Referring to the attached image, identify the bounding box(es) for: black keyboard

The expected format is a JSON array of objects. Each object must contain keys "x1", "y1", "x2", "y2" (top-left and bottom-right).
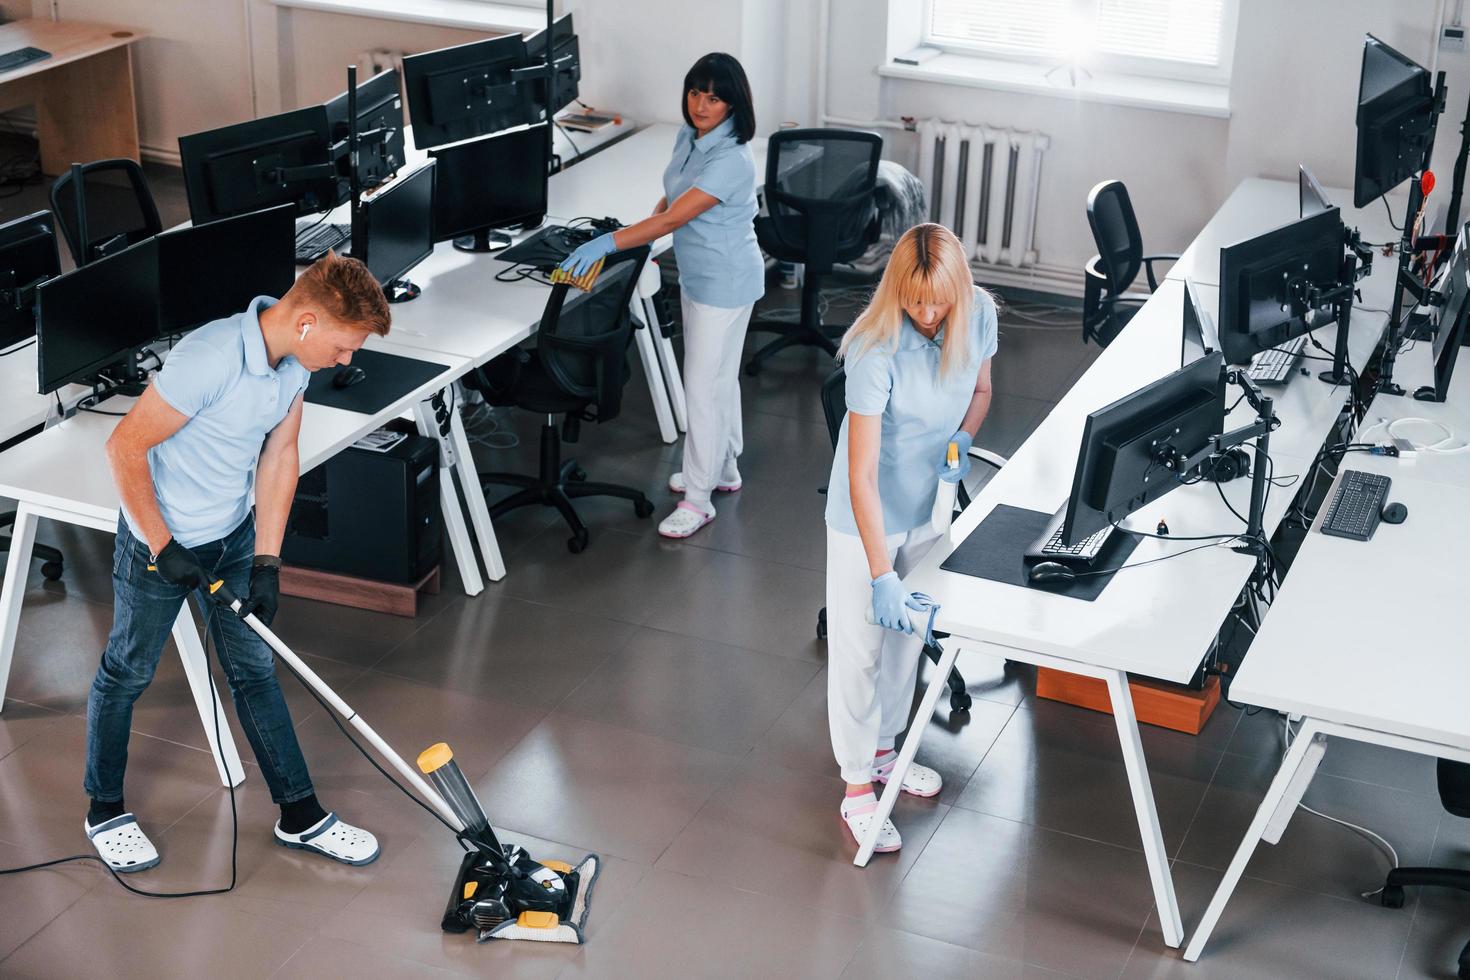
[
  {"x1": 1319, "y1": 469, "x2": 1391, "y2": 541},
  {"x1": 0, "y1": 47, "x2": 49, "y2": 74},
  {"x1": 295, "y1": 222, "x2": 349, "y2": 264}
]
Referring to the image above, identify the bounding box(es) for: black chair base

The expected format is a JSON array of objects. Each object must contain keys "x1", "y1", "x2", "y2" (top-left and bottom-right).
[
  {"x1": 744, "y1": 319, "x2": 846, "y2": 376},
  {"x1": 1381, "y1": 867, "x2": 1470, "y2": 978},
  {"x1": 480, "y1": 422, "x2": 653, "y2": 554},
  {"x1": 815, "y1": 606, "x2": 972, "y2": 713},
  {"x1": 0, "y1": 511, "x2": 63, "y2": 581}
]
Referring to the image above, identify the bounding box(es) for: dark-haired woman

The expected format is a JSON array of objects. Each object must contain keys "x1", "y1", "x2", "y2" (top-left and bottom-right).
[{"x1": 560, "y1": 52, "x2": 764, "y2": 538}]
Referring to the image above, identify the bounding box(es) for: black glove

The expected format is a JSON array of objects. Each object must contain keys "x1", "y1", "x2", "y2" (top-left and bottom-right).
[
  {"x1": 239, "y1": 559, "x2": 281, "y2": 627},
  {"x1": 150, "y1": 539, "x2": 205, "y2": 590}
]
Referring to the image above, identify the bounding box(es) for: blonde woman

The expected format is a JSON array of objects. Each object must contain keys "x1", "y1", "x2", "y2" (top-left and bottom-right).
[{"x1": 824, "y1": 223, "x2": 997, "y2": 853}]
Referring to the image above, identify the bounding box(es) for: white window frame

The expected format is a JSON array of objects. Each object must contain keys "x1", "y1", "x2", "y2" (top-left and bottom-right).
[{"x1": 922, "y1": 0, "x2": 1240, "y2": 87}]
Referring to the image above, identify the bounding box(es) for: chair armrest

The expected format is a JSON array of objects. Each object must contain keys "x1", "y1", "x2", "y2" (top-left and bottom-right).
[
  {"x1": 968, "y1": 447, "x2": 1007, "y2": 470},
  {"x1": 1140, "y1": 253, "x2": 1180, "y2": 291}
]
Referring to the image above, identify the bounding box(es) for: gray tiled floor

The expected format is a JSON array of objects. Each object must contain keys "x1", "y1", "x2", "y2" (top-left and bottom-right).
[{"x1": 0, "y1": 153, "x2": 1462, "y2": 978}]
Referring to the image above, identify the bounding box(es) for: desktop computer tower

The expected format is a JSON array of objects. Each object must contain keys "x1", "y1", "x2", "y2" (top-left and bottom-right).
[{"x1": 282, "y1": 423, "x2": 441, "y2": 583}]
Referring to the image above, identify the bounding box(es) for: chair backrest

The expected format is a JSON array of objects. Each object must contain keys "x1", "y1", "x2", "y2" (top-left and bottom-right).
[
  {"x1": 536, "y1": 245, "x2": 651, "y2": 422},
  {"x1": 49, "y1": 158, "x2": 163, "y2": 267},
  {"x1": 1442, "y1": 759, "x2": 1470, "y2": 819},
  {"x1": 763, "y1": 128, "x2": 883, "y2": 273},
  {"x1": 1086, "y1": 179, "x2": 1143, "y2": 297},
  {"x1": 819, "y1": 365, "x2": 846, "y2": 449}
]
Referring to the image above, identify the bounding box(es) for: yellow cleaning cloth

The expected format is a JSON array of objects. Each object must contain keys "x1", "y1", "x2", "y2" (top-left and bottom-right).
[{"x1": 550, "y1": 257, "x2": 604, "y2": 292}]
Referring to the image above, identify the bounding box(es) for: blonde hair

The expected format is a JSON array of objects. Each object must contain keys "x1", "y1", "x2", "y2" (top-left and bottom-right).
[{"x1": 838, "y1": 223, "x2": 982, "y2": 378}]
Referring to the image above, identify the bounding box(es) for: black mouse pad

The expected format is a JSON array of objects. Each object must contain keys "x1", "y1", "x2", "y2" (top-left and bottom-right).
[
  {"x1": 939, "y1": 504, "x2": 1143, "y2": 602},
  {"x1": 303, "y1": 348, "x2": 451, "y2": 415}
]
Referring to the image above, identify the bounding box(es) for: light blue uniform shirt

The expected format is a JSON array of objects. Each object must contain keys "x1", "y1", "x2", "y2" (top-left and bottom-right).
[
  {"x1": 825, "y1": 287, "x2": 999, "y2": 536},
  {"x1": 124, "y1": 296, "x2": 310, "y2": 550},
  {"x1": 661, "y1": 118, "x2": 765, "y2": 309}
]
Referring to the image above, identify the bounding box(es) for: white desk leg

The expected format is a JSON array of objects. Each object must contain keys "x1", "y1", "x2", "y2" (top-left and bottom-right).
[
  {"x1": 1184, "y1": 718, "x2": 1325, "y2": 962},
  {"x1": 171, "y1": 610, "x2": 245, "y2": 788},
  {"x1": 853, "y1": 639, "x2": 962, "y2": 867},
  {"x1": 1104, "y1": 669, "x2": 1184, "y2": 949},
  {"x1": 447, "y1": 396, "x2": 505, "y2": 582},
  {"x1": 645, "y1": 295, "x2": 688, "y2": 432},
  {"x1": 414, "y1": 395, "x2": 485, "y2": 596},
  {"x1": 0, "y1": 503, "x2": 37, "y2": 710},
  {"x1": 631, "y1": 300, "x2": 678, "y2": 444}
]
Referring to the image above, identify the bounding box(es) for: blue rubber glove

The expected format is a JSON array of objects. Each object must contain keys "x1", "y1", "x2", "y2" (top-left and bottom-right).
[
  {"x1": 558, "y1": 233, "x2": 617, "y2": 276},
  {"x1": 871, "y1": 572, "x2": 923, "y2": 634},
  {"x1": 937, "y1": 430, "x2": 973, "y2": 484}
]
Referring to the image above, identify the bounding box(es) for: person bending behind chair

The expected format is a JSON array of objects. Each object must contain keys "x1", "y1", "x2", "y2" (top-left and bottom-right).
[
  {"x1": 84, "y1": 252, "x2": 388, "y2": 873},
  {"x1": 559, "y1": 52, "x2": 764, "y2": 539},
  {"x1": 825, "y1": 224, "x2": 997, "y2": 854}
]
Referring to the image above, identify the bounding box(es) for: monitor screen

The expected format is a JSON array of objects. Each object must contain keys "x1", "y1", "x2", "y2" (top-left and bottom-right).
[
  {"x1": 325, "y1": 67, "x2": 406, "y2": 193},
  {"x1": 178, "y1": 106, "x2": 338, "y2": 224},
  {"x1": 359, "y1": 162, "x2": 435, "y2": 287},
  {"x1": 156, "y1": 204, "x2": 297, "y2": 336},
  {"x1": 0, "y1": 210, "x2": 61, "y2": 352},
  {"x1": 429, "y1": 124, "x2": 549, "y2": 243},
  {"x1": 403, "y1": 35, "x2": 530, "y2": 149},
  {"x1": 36, "y1": 238, "x2": 159, "y2": 394},
  {"x1": 1182, "y1": 278, "x2": 1216, "y2": 367},
  {"x1": 1299, "y1": 165, "x2": 1333, "y2": 218},
  {"x1": 1354, "y1": 35, "x2": 1436, "y2": 208}
]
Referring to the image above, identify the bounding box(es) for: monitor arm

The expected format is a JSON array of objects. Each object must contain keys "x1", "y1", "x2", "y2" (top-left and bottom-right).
[
  {"x1": 260, "y1": 161, "x2": 338, "y2": 186},
  {"x1": 0, "y1": 270, "x2": 47, "y2": 311}
]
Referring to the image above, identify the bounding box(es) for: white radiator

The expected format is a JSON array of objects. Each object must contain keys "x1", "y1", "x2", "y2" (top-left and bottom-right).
[{"x1": 915, "y1": 120, "x2": 1050, "y2": 269}]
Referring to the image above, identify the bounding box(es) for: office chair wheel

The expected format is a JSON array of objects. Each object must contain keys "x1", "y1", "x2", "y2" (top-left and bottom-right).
[
  {"x1": 816, "y1": 607, "x2": 827, "y2": 640},
  {"x1": 1379, "y1": 885, "x2": 1405, "y2": 909},
  {"x1": 633, "y1": 499, "x2": 654, "y2": 519},
  {"x1": 949, "y1": 691, "x2": 972, "y2": 712},
  {"x1": 567, "y1": 530, "x2": 590, "y2": 554},
  {"x1": 570, "y1": 465, "x2": 587, "y2": 482},
  {"x1": 40, "y1": 561, "x2": 63, "y2": 581}
]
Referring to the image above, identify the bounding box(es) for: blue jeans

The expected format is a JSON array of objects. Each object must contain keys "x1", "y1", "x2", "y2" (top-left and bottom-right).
[{"x1": 84, "y1": 515, "x2": 315, "y2": 806}]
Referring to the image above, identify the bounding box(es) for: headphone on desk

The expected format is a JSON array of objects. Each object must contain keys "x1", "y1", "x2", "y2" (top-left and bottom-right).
[{"x1": 1201, "y1": 447, "x2": 1251, "y2": 483}]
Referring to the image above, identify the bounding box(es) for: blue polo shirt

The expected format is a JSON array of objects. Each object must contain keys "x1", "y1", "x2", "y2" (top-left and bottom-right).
[
  {"x1": 825, "y1": 287, "x2": 999, "y2": 536},
  {"x1": 123, "y1": 296, "x2": 310, "y2": 549},
  {"x1": 661, "y1": 118, "x2": 764, "y2": 309}
]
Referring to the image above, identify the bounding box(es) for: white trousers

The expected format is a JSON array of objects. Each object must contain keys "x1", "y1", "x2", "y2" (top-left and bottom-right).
[
  {"x1": 826, "y1": 523, "x2": 942, "y2": 784},
  {"x1": 679, "y1": 295, "x2": 753, "y2": 506}
]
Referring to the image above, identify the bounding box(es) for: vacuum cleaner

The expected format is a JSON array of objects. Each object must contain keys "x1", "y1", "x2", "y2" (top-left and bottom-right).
[{"x1": 205, "y1": 578, "x2": 600, "y2": 944}]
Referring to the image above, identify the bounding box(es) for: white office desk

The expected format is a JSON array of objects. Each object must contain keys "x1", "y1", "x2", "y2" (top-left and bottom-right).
[
  {"x1": 0, "y1": 350, "x2": 471, "y2": 792},
  {"x1": 860, "y1": 177, "x2": 1401, "y2": 950},
  {"x1": 1184, "y1": 344, "x2": 1470, "y2": 961},
  {"x1": 0, "y1": 346, "x2": 94, "y2": 446}
]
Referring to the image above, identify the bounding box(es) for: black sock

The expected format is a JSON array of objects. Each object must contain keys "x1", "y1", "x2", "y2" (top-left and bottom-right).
[
  {"x1": 88, "y1": 798, "x2": 125, "y2": 826},
  {"x1": 278, "y1": 794, "x2": 328, "y2": 834}
]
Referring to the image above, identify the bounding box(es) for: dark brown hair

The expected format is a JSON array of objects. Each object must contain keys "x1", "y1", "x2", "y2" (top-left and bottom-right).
[
  {"x1": 682, "y1": 53, "x2": 756, "y2": 143},
  {"x1": 290, "y1": 251, "x2": 391, "y2": 336}
]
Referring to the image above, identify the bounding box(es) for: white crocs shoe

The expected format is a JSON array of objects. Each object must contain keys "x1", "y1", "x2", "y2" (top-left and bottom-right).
[
  {"x1": 274, "y1": 812, "x2": 380, "y2": 866},
  {"x1": 85, "y1": 813, "x2": 160, "y2": 873},
  {"x1": 657, "y1": 500, "x2": 715, "y2": 538},
  {"x1": 872, "y1": 752, "x2": 943, "y2": 798},
  {"x1": 840, "y1": 793, "x2": 901, "y2": 853},
  {"x1": 667, "y1": 471, "x2": 742, "y2": 494}
]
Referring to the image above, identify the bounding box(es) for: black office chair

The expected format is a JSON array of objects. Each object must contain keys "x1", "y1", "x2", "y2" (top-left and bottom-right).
[
  {"x1": 744, "y1": 128, "x2": 883, "y2": 376},
  {"x1": 468, "y1": 246, "x2": 656, "y2": 553},
  {"x1": 49, "y1": 158, "x2": 163, "y2": 267},
  {"x1": 1082, "y1": 179, "x2": 1178, "y2": 348},
  {"x1": 1379, "y1": 758, "x2": 1470, "y2": 979},
  {"x1": 814, "y1": 366, "x2": 1008, "y2": 713}
]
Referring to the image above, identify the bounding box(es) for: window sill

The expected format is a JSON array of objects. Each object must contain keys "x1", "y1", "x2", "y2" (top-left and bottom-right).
[
  {"x1": 272, "y1": 0, "x2": 546, "y2": 34},
  {"x1": 879, "y1": 53, "x2": 1230, "y2": 119}
]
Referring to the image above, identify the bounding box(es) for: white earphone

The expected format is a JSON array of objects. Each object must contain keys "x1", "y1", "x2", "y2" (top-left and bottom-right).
[{"x1": 299, "y1": 322, "x2": 312, "y2": 340}]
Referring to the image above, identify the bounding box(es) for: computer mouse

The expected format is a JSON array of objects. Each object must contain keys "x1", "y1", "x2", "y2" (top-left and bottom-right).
[
  {"x1": 1027, "y1": 561, "x2": 1077, "y2": 585},
  {"x1": 332, "y1": 365, "x2": 367, "y2": 389},
  {"x1": 1380, "y1": 502, "x2": 1408, "y2": 525}
]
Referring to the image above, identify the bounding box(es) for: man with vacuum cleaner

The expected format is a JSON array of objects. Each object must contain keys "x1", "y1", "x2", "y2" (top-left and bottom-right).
[{"x1": 84, "y1": 251, "x2": 389, "y2": 873}]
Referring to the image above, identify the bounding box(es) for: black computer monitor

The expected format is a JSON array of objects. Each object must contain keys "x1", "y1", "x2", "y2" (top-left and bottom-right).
[
  {"x1": 403, "y1": 35, "x2": 530, "y2": 150},
  {"x1": 36, "y1": 238, "x2": 159, "y2": 395},
  {"x1": 1299, "y1": 164, "x2": 1333, "y2": 218},
  {"x1": 157, "y1": 204, "x2": 297, "y2": 336},
  {"x1": 356, "y1": 162, "x2": 435, "y2": 294},
  {"x1": 325, "y1": 67, "x2": 406, "y2": 193},
  {"x1": 179, "y1": 106, "x2": 339, "y2": 225},
  {"x1": 429, "y1": 124, "x2": 548, "y2": 252},
  {"x1": 1182, "y1": 278, "x2": 1216, "y2": 367},
  {"x1": 0, "y1": 210, "x2": 61, "y2": 353},
  {"x1": 1218, "y1": 207, "x2": 1345, "y2": 366},
  {"x1": 1060, "y1": 353, "x2": 1227, "y2": 545},
  {"x1": 1417, "y1": 221, "x2": 1470, "y2": 402},
  {"x1": 524, "y1": 14, "x2": 580, "y2": 118},
  {"x1": 1354, "y1": 35, "x2": 1437, "y2": 208}
]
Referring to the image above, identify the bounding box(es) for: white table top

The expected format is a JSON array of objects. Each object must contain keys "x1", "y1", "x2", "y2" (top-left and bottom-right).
[{"x1": 905, "y1": 177, "x2": 1399, "y2": 684}]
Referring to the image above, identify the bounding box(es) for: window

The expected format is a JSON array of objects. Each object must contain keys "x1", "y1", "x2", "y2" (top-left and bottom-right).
[{"x1": 926, "y1": 0, "x2": 1235, "y2": 83}]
